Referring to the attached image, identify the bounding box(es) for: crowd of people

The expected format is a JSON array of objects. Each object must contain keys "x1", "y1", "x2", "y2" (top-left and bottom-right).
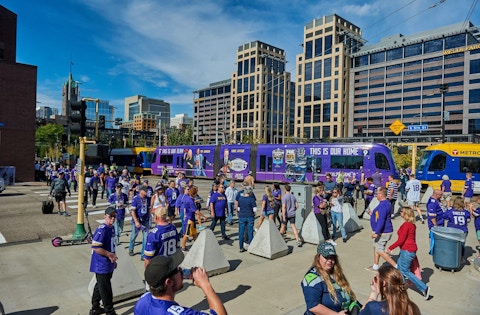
[{"x1": 58, "y1": 162, "x2": 478, "y2": 315}]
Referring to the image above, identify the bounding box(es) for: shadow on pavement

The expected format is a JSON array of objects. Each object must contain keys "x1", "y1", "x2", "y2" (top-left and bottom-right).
[
  {"x1": 190, "y1": 284, "x2": 252, "y2": 311},
  {"x1": 0, "y1": 193, "x2": 25, "y2": 197},
  {"x1": 6, "y1": 306, "x2": 58, "y2": 315}
]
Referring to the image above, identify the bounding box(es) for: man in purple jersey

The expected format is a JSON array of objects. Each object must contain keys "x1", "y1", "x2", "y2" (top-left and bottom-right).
[
  {"x1": 104, "y1": 170, "x2": 117, "y2": 199},
  {"x1": 426, "y1": 190, "x2": 445, "y2": 230},
  {"x1": 89, "y1": 207, "x2": 118, "y2": 315},
  {"x1": 366, "y1": 188, "x2": 396, "y2": 272},
  {"x1": 144, "y1": 206, "x2": 180, "y2": 268},
  {"x1": 134, "y1": 251, "x2": 227, "y2": 315},
  {"x1": 209, "y1": 184, "x2": 230, "y2": 240},
  {"x1": 108, "y1": 183, "x2": 129, "y2": 244},
  {"x1": 359, "y1": 177, "x2": 376, "y2": 219},
  {"x1": 165, "y1": 180, "x2": 180, "y2": 224},
  {"x1": 129, "y1": 187, "x2": 150, "y2": 260}
]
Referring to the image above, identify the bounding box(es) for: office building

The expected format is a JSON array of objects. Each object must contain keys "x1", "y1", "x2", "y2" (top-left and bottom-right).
[
  {"x1": 349, "y1": 21, "x2": 480, "y2": 140},
  {"x1": 230, "y1": 41, "x2": 293, "y2": 144},
  {"x1": 124, "y1": 95, "x2": 170, "y2": 131},
  {"x1": 193, "y1": 79, "x2": 231, "y2": 144},
  {"x1": 295, "y1": 14, "x2": 364, "y2": 140},
  {"x1": 36, "y1": 106, "x2": 58, "y2": 119},
  {"x1": 0, "y1": 5, "x2": 37, "y2": 182},
  {"x1": 170, "y1": 113, "x2": 193, "y2": 129},
  {"x1": 84, "y1": 99, "x2": 115, "y2": 130},
  {"x1": 61, "y1": 72, "x2": 80, "y2": 116}
]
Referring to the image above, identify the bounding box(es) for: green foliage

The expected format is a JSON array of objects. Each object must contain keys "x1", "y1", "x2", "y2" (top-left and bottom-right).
[
  {"x1": 392, "y1": 146, "x2": 421, "y2": 170},
  {"x1": 35, "y1": 124, "x2": 64, "y2": 159},
  {"x1": 167, "y1": 125, "x2": 193, "y2": 145}
]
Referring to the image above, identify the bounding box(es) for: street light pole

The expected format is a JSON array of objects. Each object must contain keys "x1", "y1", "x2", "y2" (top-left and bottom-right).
[{"x1": 439, "y1": 83, "x2": 449, "y2": 143}]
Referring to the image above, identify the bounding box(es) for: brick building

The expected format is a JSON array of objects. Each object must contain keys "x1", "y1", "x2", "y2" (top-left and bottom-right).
[{"x1": 0, "y1": 5, "x2": 37, "y2": 182}]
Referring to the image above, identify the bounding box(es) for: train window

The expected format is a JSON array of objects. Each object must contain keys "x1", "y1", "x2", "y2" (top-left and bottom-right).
[
  {"x1": 331, "y1": 156, "x2": 363, "y2": 169},
  {"x1": 374, "y1": 153, "x2": 390, "y2": 170},
  {"x1": 459, "y1": 157, "x2": 480, "y2": 173},
  {"x1": 428, "y1": 153, "x2": 446, "y2": 171},
  {"x1": 267, "y1": 157, "x2": 273, "y2": 171},
  {"x1": 314, "y1": 158, "x2": 322, "y2": 173},
  {"x1": 259, "y1": 155, "x2": 266, "y2": 171},
  {"x1": 160, "y1": 155, "x2": 173, "y2": 164}
]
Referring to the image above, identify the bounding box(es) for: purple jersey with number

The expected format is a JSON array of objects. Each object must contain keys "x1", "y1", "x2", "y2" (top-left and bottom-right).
[
  {"x1": 90, "y1": 224, "x2": 116, "y2": 274},
  {"x1": 444, "y1": 208, "x2": 470, "y2": 233},
  {"x1": 211, "y1": 192, "x2": 227, "y2": 217},
  {"x1": 108, "y1": 192, "x2": 128, "y2": 220},
  {"x1": 464, "y1": 178, "x2": 474, "y2": 198},
  {"x1": 143, "y1": 223, "x2": 180, "y2": 260},
  {"x1": 365, "y1": 183, "x2": 377, "y2": 202},
  {"x1": 131, "y1": 195, "x2": 149, "y2": 222},
  {"x1": 426, "y1": 197, "x2": 444, "y2": 229},
  {"x1": 134, "y1": 292, "x2": 218, "y2": 315}
]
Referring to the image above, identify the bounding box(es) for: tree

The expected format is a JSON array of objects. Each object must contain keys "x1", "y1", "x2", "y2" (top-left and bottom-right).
[
  {"x1": 167, "y1": 125, "x2": 193, "y2": 145},
  {"x1": 35, "y1": 124, "x2": 64, "y2": 160}
]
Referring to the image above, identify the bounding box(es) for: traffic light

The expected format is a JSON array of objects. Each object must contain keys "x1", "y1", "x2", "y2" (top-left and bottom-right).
[
  {"x1": 99, "y1": 115, "x2": 106, "y2": 129},
  {"x1": 114, "y1": 118, "x2": 123, "y2": 126},
  {"x1": 70, "y1": 100, "x2": 87, "y2": 137}
]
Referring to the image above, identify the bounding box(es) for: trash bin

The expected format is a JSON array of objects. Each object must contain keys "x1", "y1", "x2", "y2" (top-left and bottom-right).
[{"x1": 431, "y1": 226, "x2": 466, "y2": 271}]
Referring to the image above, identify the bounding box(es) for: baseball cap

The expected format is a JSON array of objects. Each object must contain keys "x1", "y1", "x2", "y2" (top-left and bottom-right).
[
  {"x1": 115, "y1": 183, "x2": 123, "y2": 188},
  {"x1": 143, "y1": 179, "x2": 149, "y2": 183},
  {"x1": 155, "y1": 184, "x2": 163, "y2": 191},
  {"x1": 317, "y1": 242, "x2": 336, "y2": 258},
  {"x1": 105, "y1": 206, "x2": 116, "y2": 217},
  {"x1": 145, "y1": 250, "x2": 184, "y2": 287}
]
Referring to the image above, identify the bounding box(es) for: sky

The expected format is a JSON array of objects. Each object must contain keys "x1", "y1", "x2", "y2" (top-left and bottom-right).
[{"x1": 2, "y1": 0, "x2": 479, "y2": 120}]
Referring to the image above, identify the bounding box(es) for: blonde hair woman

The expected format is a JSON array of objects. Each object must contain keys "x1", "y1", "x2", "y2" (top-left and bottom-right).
[
  {"x1": 257, "y1": 186, "x2": 275, "y2": 230},
  {"x1": 386, "y1": 207, "x2": 430, "y2": 299}
]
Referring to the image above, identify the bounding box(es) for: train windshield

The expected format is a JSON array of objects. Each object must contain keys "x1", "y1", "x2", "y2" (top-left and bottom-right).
[
  {"x1": 145, "y1": 152, "x2": 153, "y2": 163},
  {"x1": 417, "y1": 151, "x2": 432, "y2": 171}
]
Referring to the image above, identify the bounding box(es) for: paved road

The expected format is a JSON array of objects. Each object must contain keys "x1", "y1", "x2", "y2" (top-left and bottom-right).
[{"x1": 1, "y1": 179, "x2": 479, "y2": 314}]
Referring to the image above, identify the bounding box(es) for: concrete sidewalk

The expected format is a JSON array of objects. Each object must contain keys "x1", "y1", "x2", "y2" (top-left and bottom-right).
[{"x1": 1, "y1": 212, "x2": 479, "y2": 315}]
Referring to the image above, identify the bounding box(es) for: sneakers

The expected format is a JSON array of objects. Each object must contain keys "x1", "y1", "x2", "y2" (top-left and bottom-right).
[
  {"x1": 222, "y1": 235, "x2": 230, "y2": 240},
  {"x1": 129, "y1": 250, "x2": 134, "y2": 256},
  {"x1": 327, "y1": 240, "x2": 337, "y2": 246},
  {"x1": 57, "y1": 211, "x2": 62, "y2": 216},
  {"x1": 343, "y1": 238, "x2": 347, "y2": 243},
  {"x1": 64, "y1": 212, "x2": 70, "y2": 217},
  {"x1": 365, "y1": 266, "x2": 378, "y2": 272},
  {"x1": 89, "y1": 307, "x2": 105, "y2": 315},
  {"x1": 239, "y1": 248, "x2": 246, "y2": 253},
  {"x1": 422, "y1": 286, "x2": 431, "y2": 300},
  {"x1": 296, "y1": 241, "x2": 303, "y2": 247}
]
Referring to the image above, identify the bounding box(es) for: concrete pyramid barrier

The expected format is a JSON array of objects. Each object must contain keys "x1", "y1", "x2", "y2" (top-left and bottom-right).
[
  {"x1": 421, "y1": 186, "x2": 434, "y2": 204},
  {"x1": 248, "y1": 219, "x2": 288, "y2": 260},
  {"x1": 363, "y1": 197, "x2": 379, "y2": 221},
  {"x1": 342, "y1": 203, "x2": 363, "y2": 233},
  {"x1": 300, "y1": 211, "x2": 325, "y2": 244},
  {"x1": 181, "y1": 229, "x2": 230, "y2": 277},
  {"x1": 393, "y1": 199, "x2": 405, "y2": 215},
  {"x1": 88, "y1": 245, "x2": 146, "y2": 303}
]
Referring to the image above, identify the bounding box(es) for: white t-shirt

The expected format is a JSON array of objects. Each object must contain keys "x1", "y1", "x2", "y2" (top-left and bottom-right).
[{"x1": 405, "y1": 179, "x2": 421, "y2": 202}]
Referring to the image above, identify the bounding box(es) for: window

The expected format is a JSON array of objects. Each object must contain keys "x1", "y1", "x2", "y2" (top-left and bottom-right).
[
  {"x1": 244, "y1": 60, "x2": 249, "y2": 75},
  {"x1": 305, "y1": 62, "x2": 312, "y2": 81},
  {"x1": 237, "y1": 62, "x2": 243, "y2": 76},
  {"x1": 471, "y1": 60, "x2": 480, "y2": 74},
  {"x1": 459, "y1": 157, "x2": 480, "y2": 173},
  {"x1": 370, "y1": 51, "x2": 385, "y2": 64},
  {"x1": 237, "y1": 79, "x2": 242, "y2": 93},
  {"x1": 259, "y1": 155, "x2": 266, "y2": 171},
  {"x1": 313, "y1": 82, "x2": 321, "y2": 101},
  {"x1": 324, "y1": 58, "x2": 332, "y2": 77},
  {"x1": 313, "y1": 104, "x2": 321, "y2": 123},
  {"x1": 323, "y1": 80, "x2": 331, "y2": 100},
  {"x1": 428, "y1": 153, "x2": 446, "y2": 171},
  {"x1": 374, "y1": 153, "x2": 390, "y2": 170},
  {"x1": 405, "y1": 43, "x2": 422, "y2": 57},
  {"x1": 315, "y1": 38, "x2": 323, "y2": 57},
  {"x1": 470, "y1": 89, "x2": 480, "y2": 104},
  {"x1": 305, "y1": 41, "x2": 313, "y2": 59},
  {"x1": 330, "y1": 156, "x2": 364, "y2": 169},
  {"x1": 445, "y1": 34, "x2": 465, "y2": 50},
  {"x1": 424, "y1": 39, "x2": 443, "y2": 53},
  {"x1": 304, "y1": 84, "x2": 312, "y2": 102},
  {"x1": 324, "y1": 35, "x2": 332, "y2": 55},
  {"x1": 314, "y1": 60, "x2": 322, "y2": 79},
  {"x1": 355, "y1": 55, "x2": 368, "y2": 67},
  {"x1": 304, "y1": 106, "x2": 311, "y2": 123},
  {"x1": 250, "y1": 57, "x2": 256, "y2": 72},
  {"x1": 387, "y1": 48, "x2": 403, "y2": 61},
  {"x1": 160, "y1": 155, "x2": 173, "y2": 164},
  {"x1": 323, "y1": 102, "x2": 331, "y2": 121}
]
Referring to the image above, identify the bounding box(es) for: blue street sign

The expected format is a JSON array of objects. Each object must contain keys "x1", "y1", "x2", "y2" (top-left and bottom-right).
[{"x1": 407, "y1": 125, "x2": 428, "y2": 131}]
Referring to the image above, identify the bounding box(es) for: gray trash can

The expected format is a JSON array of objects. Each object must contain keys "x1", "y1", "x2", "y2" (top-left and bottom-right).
[{"x1": 431, "y1": 226, "x2": 466, "y2": 271}]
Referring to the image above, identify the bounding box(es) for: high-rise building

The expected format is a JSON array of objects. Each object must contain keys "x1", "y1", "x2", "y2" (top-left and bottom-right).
[
  {"x1": 295, "y1": 14, "x2": 364, "y2": 141},
  {"x1": 124, "y1": 95, "x2": 170, "y2": 131},
  {"x1": 84, "y1": 99, "x2": 115, "y2": 130},
  {"x1": 349, "y1": 21, "x2": 480, "y2": 140},
  {"x1": 61, "y1": 72, "x2": 79, "y2": 115},
  {"x1": 230, "y1": 41, "x2": 293, "y2": 144},
  {"x1": 0, "y1": 5, "x2": 37, "y2": 182},
  {"x1": 36, "y1": 106, "x2": 58, "y2": 119},
  {"x1": 170, "y1": 113, "x2": 193, "y2": 129},
  {"x1": 193, "y1": 79, "x2": 231, "y2": 144}
]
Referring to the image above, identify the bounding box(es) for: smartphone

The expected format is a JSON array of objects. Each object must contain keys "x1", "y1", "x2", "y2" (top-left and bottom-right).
[{"x1": 182, "y1": 268, "x2": 193, "y2": 279}]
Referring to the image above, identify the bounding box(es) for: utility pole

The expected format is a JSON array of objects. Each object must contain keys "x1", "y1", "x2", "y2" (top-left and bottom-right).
[{"x1": 439, "y1": 83, "x2": 449, "y2": 143}]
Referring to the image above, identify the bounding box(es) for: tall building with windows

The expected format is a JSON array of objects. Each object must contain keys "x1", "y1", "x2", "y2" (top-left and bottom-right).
[
  {"x1": 170, "y1": 113, "x2": 193, "y2": 129},
  {"x1": 295, "y1": 14, "x2": 364, "y2": 141},
  {"x1": 124, "y1": 95, "x2": 170, "y2": 131},
  {"x1": 36, "y1": 106, "x2": 58, "y2": 118},
  {"x1": 349, "y1": 21, "x2": 480, "y2": 139},
  {"x1": 84, "y1": 99, "x2": 114, "y2": 130},
  {"x1": 193, "y1": 79, "x2": 231, "y2": 144},
  {"x1": 230, "y1": 41, "x2": 293, "y2": 144}
]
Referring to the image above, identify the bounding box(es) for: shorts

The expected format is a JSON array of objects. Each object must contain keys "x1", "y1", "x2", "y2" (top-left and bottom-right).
[
  {"x1": 442, "y1": 192, "x2": 452, "y2": 201},
  {"x1": 167, "y1": 205, "x2": 176, "y2": 217},
  {"x1": 464, "y1": 197, "x2": 471, "y2": 203},
  {"x1": 184, "y1": 220, "x2": 197, "y2": 238},
  {"x1": 476, "y1": 230, "x2": 480, "y2": 241},
  {"x1": 282, "y1": 216, "x2": 296, "y2": 225},
  {"x1": 407, "y1": 200, "x2": 419, "y2": 207},
  {"x1": 262, "y1": 209, "x2": 274, "y2": 217},
  {"x1": 373, "y1": 233, "x2": 392, "y2": 253},
  {"x1": 54, "y1": 192, "x2": 67, "y2": 202}
]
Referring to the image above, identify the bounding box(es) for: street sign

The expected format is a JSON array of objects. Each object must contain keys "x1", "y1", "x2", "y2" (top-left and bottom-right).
[
  {"x1": 407, "y1": 125, "x2": 429, "y2": 131},
  {"x1": 62, "y1": 153, "x2": 70, "y2": 160},
  {"x1": 389, "y1": 119, "x2": 405, "y2": 135},
  {"x1": 76, "y1": 158, "x2": 82, "y2": 175}
]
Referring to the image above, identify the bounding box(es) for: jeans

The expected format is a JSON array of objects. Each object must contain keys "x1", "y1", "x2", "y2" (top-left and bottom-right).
[
  {"x1": 397, "y1": 250, "x2": 427, "y2": 292},
  {"x1": 92, "y1": 272, "x2": 115, "y2": 314},
  {"x1": 114, "y1": 217, "x2": 125, "y2": 243},
  {"x1": 331, "y1": 211, "x2": 346, "y2": 240},
  {"x1": 129, "y1": 219, "x2": 149, "y2": 258},
  {"x1": 227, "y1": 202, "x2": 234, "y2": 224},
  {"x1": 238, "y1": 216, "x2": 254, "y2": 250},
  {"x1": 210, "y1": 216, "x2": 227, "y2": 237},
  {"x1": 315, "y1": 212, "x2": 331, "y2": 241},
  {"x1": 106, "y1": 188, "x2": 114, "y2": 199},
  {"x1": 91, "y1": 189, "x2": 98, "y2": 206}
]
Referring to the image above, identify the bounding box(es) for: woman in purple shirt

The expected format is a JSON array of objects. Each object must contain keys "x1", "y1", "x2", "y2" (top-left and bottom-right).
[
  {"x1": 313, "y1": 186, "x2": 334, "y2": 245},
  {"x1": 440, "y1": 174, "x2": 452, "y2": 207}
]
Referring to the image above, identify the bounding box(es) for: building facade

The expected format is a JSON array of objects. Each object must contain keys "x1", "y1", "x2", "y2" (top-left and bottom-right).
[
  {"x1": 124, "y1": 95, "x2": 170, "y2": 132},
  {"x1": 0, "y1": 5, "x2": 37, "y2": 182},
  {"x1": 349, "y1": 21, "x2": 480, "y2": 140},
  {"x1": 36, "y1": 106, "x2": 58, "y2": 119},
  {"x1": 61, "y1": 73, "x2": 80, "y2": 116},
  {"x1": 295, "y1": 14, "x2": 364, "y2": 141},
  {"x1": 84, "y1": 99, "x2": 114, "y2": 130},
  {"x1": 193, "y1": 79, "x2": 231, "y2": 144},
  {"x1": 230, "y1": 41, "x2": 293, "y2": 144},
  {"x1": 170, "y1": 113, "x2": 193, "y2": 129}
]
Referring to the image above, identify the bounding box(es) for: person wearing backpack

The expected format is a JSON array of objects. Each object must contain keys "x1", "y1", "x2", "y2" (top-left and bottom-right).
[{"x1": 49, "y1": 170, "x2": 71, "y2": 216}]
